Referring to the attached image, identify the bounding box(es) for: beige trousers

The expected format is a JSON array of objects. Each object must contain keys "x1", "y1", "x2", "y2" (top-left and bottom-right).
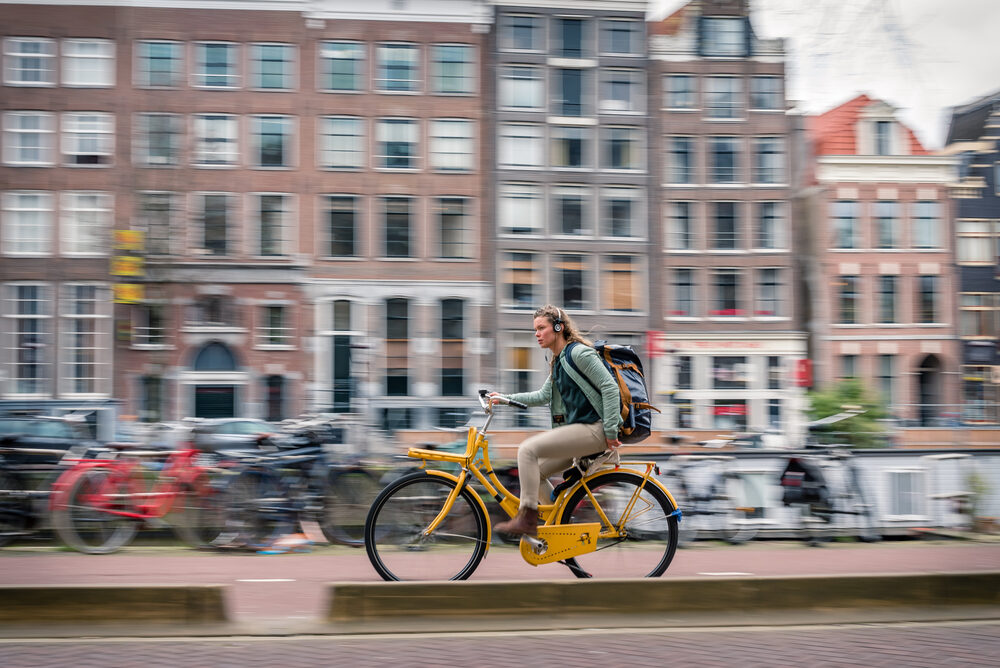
[{"x1": 516, "y1": 421, "x2": 606, "y2": 510}]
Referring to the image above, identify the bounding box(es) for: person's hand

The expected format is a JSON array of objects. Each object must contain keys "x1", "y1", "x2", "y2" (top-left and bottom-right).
[
  {"x1": 606, "y1": 437, "x2": 621, "y2": 450},
  {"x1": 487, "y1": 392, "x2": 504, "y2": 406}
]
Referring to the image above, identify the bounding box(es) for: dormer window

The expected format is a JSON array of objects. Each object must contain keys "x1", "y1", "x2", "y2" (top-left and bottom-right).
[
  {"x1": 700, "y1": 17, "x2": 748, "y2": 57},
  {"x1": 874, "y1": 120, "x2": 893, "y2": 156}
]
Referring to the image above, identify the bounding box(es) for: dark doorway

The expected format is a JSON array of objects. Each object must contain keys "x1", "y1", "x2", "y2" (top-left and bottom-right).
[
  {"x1": 916, "y1": 354, "x2": 942, "y2": 426},
  {"x1": 195, "y1": 385, "x2": 236, "y2": 418}
]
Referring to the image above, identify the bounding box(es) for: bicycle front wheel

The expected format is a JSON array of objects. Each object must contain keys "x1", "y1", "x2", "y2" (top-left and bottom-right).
[
  {"x1": 322, "y1": 467, "x2": 379, "y2": 547},
  {"x1": 51, "y1": 468, "x2": 139, "y2": 554},
  {"x1": 365, "y1": 471, "x2": 488, "y2": 581},
  {"x1": 560, "y1": 471, "x2": 679, "y2": 578},
  {"x1": 173, "y1": 475, "x2": 229, "y2": 549}
]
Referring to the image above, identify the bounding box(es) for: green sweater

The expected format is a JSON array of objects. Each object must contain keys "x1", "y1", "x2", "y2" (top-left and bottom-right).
[{"x1": 503, "y1": 343, "x2": 622, "y2": 441}]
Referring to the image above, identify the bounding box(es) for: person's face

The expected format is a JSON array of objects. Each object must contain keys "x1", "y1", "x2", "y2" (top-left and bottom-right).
[{"x1": 533, "y1": 316, "x2": 558, "y2": 350}]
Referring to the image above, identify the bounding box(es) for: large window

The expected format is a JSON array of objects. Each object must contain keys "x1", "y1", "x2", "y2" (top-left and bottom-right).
[
  {"x1": 257, "y1": 305, "x2": 291, "y2": 346},
  {"x1": 62, "y1": 113, "x2": 114, "y2": 166},
  {"x1": 755, "y1": 201, "x2": 786, "y2": 249},
  {"x1": 429, "y1": 119, "x2": 473, "y2": 171},
  {"x1": 750, "y1": 76, "x2": 782, "y2": 110},
  {"x1": 133, "y1": 305, "x2": 166, "y2": 347},
  {"x1": 913, "y1": 200, "x2": 941, "y2": 249},
  {"x1": 705, "y1": 76, "x2": 741, "y2": 119},
  {"x1": 323, "y1": 195, "x2": 358, "y2": 258},
  {"x1": 499, "y1": 123, "x2": 543, "y2": 168},
  {"x1": 667, "y1": 136, "x2": 695, "y2": 184},
  {"x1": 711, "y1": 201, "x2": 739, "y2": 250},
  {"x1": 499, "y1": 65, "x2": 543, "y2": 110},
  {"x1": 437, "y1": 197, "x2": 472, "y2": 259},
  {"x1": 251, "y1": 115, "x2": 293, "y2": 168},
  {"x1": 2, "y1": 192, "x2": 52, "y2": 256},
  {"x1": 3, "y1": 37, "x2": 55, "y2": 86},
  {"x1": 878, "y1": 275, "x2": 898, "y2": 323},
  {"x1": 253, "y1": 193, "x2": 290, "y2": 257},
  {"x1": 552, "y1": 186, "x2": 590, "y2": 236},
  {"x1": 5, "y1": 284, "x2": 51, "y2": 394},
  {"x1": 385, "y1": 298, "x2": 410, "y2": 396},
  {"x1": 837, "y1": 275, "x2": 859, "y2": 324},
  {"x1": 195, "y1": 193, "x2": 233, "y2": 256},
  {"x1": 134, "y1": 113, "x2": 180, "y2": 166},
  {"x1": 500, "y1": 14, "x2": 544, "y2": 52},
  {"x1": 319, "y1": 41, "x2": 364, "y2": 92},
  {"x1": 377, "y1": 118, "x2": 418, "y2": 169},
  {"x1": 602, "y1": 255, "x2": 641, "y2": 312},
  {"x1": 752, "y1": 136, "x2": 784, "y2": 184},
  {"x1": 713, "y1": 356, "x2": 748, "y2": 389},
  {"x1": 960, "y1": 294, "x2": 998, "y2": 338},
  {"x1": 917, "y1": 275, "x2": 938, "y2": 323},
  {"x1": 602, "y1": 187, "x2": 641, "y2": 238},
  {"x1": 62, "y1": 39, "x2": 114, "y2": 87},
  {"x1": 875, "y1": 200, "x2": 899, "y2": 249},
  {"x1": 599, "y1": 68, "x2": 643, "y2": 113},
  {"x1": 61, "y1": 284, "x2": 110, "y2": 395},
  {"x1": 556, "y1": 17, "x2": 587, "y2": 58},
  {"x1": 440, "y1": 299, "x2": 465, "y2": 396},
  {"x1": 251, "y1": 43, "x2": 294, "y2": 90},
  {"x1": 382, "y1": 196, "x2": 413, "y2": 258},
  {"x1": 136, "y1": 192, "x2": 176, "y2": 256},
  {"x1": 432, "y1": 44, "x2": 473, "y2": 94},
  {"x1": 709, "y1": 136, "x2": 740, "y2": 183},
  {"x1": 193, "y1": 114, "x2": 238, "y2": 166},
  {"x1": 603, "y1": 126, "x2": 641, "y2": 170},
  {"x1": 600, "y1": 19, "x2": 641, "y2": 55},
  {"x1": 878, "y1": 354, "x2": 895, "y2": 408},
  {"x1": 376, "y1": 43, "x2": 419, "y2": 92},
  {"x1": 664, "y1": 74, "x2": 696, "y2": 109},
  {"x1": 667, "y1": 201, "x2": 695, "y2": 250},
  {"x1": 553, "y1": 68, "x2": 587, "y2": 116},
  {"x1": 498, "y1": 183, "x2": 542, "y2": 235},
  {"x1": 832, "y1": 200, "x2": 859, "y2": 249},
  {"x1": 194, "y1": 42, "x2": 238, "y2": 88},
  {"x1": 503, "y1": 252, "x2": 538, "y2": 310},
  {"x1": 556, "y1": 254, "x2": 591, "y2": 310},
  {"x1": 701, "y1": 17, "x2": 747, "y2": 57},
  {"x1": 3, "y1": 112, "x2": 55, "y2": 165},
  {"x1": 319, "y1": 116, "x2": 364, "y2": 169},
  {"x1": 755, "y1": 268, "x2": 784, "y2": 317},
  {"x1": 957, "y1": 221, "x2": 994, "y2": 263},
  {"x1": 671, "y1": 268, "x2": 696, "y2": 317},
  {"x1": 62, "y1": 192, "x2": 111, "y2": 255},
  {"x1": 136, "y1": 40, "x2": 181, "y2": 88},
  {"x1": 711, "y1": 268, "x2": 741, "y2": 316},
  {"x1": 551, "y1": 125, "x2": 590, "y2": 168}
]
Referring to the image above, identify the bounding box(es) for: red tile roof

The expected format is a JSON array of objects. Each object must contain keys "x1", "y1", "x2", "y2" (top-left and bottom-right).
[{"x1": 812, "y1": 94, "x2": 928, "y2": 156}]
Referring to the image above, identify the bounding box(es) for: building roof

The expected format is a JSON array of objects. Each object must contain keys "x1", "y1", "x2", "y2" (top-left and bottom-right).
[
  {"x1": 812, "y1": 94, "x2": 928, "y2": 156},
  {"x1": 945, "y1": 88, "x2": 1000, "y2": 145}
]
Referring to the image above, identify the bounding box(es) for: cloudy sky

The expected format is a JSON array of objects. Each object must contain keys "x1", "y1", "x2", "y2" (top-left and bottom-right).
[{"x1": 650, "y1": 0, "x2": 1000, "y2": 148}]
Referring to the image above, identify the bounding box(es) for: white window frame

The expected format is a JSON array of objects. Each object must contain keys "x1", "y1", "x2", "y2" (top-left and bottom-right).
[
  {"x1": 1, "y1": 191, "x2": 53, "y2": 256},
  {"x1": 666, "y1": 201, "x2": 696, "y2": 251},
  {"x1": 256, "y1": 303, "x2": 294, "y2": 349},
  {"x1": 429, "y1": 119, "x2": 473, "y2": 172},
  {"x1": 61, "y1": 39, "x2": 114, "y2": 87},
  {"x1": 318, "y1": 40, "x2": 365, "y2": 92},
  {"x1": 551, "y1": 185, "x2": 593, "y2": 237},
  {"x1": 499, "y1": 13, "x2": 545, "y2": 53},
  {"x1": 3, "y1": 283, "x2": 53, "y2": 396},
  {"x1": 436, "y1": 196, "x2": 473, "y2": 260},
  {"x1": 705, "y1": 75, "x2": 743, "y2": 119},
  {"x1": 664, "y1": 73, "x2": 696, "y2": 110},
  {"x1": 250, "y1": 192, "x2": 293, "y2": 258},
  {"x1": 498, "y1": 183, "x2": 543, "y2": 236},
  {"x1": 3, "y1": 37, "x2": 55, "y2": 86},
  {"x1": 602, "y1": 126, "x2": 643, "y2": 171},
  {"x1": 376, "y1": 117, "x2": 419, "y2": 170},
  {"x1": 192, "y1": 113, "x2": 239, "y2": 167},
  {"x1": 599, "y1": 68, "x2": 643, "y2": 114},
  {"x1": 250, "y1": 114, "x2": 294, "y2": 169},
  {"x1": 499, "y1": 65, "x2": 544, "y2": 111},
  {"x1": 376, "y1": 42, "x2": 420, "y2": 93},
  {"x1": 193, "y1": 41, "x2": 239, "y2": 89},
  {"x1": 134, "y1": 112, "x2": 181, "y2": 167},
  {"x1": 59, "y1": 283, "x2": 112, "y2": 397},
  {"x1": 755, "y1": 267, "x2": 785, "y2": 318},
  {"x1": 754, "y1": 201, "x2": 787, "y2": 250},
  {"x1": 61, "y1": 112, "x2": 114, "y2": 167},
  {"x1": 555, "y1": 252, "x2": 595, "y2": 312},
  {"x1": 321, "y1": 193, "x2": 361, "y2": 259},
  {"x1": 3, "y1": 111, "x2": 55, "y2": 166},
  {"x1": 251, "y1": 42, "x2": 295, "y2": 91},
  {"x1": 599, "y1": 18, "x2": 641, "y2": 56},
  {"x1": 192, "y1": 192, "x2": 236, "y2": 257},
  {"x1": 318, "y1": 116, "x2": 364, "y2": 169},
  {"x1": 431, "y1": 43, "x2": 474, "y2": 95},
  {"x1": 600, "y1": 254, "x2": 644, "y2": 313},
  {"x1": 135, "y1": 191, "x2": 178, "y2": 256},
  {"x1": 135, "y1": 40, "x2": 182, "y2": 88},
  {"x1": 60, "y1": 191, "x2": 112, "y2": 256},
  {"x1": 601, "y1": 186, "x2": 643, "y2": 239},
  {"x1": 498, "y1": 123, "x2": 544, "y2": 169},
  {"x1": 501, "y1": 252, "x2": 540, "y2": 311}
]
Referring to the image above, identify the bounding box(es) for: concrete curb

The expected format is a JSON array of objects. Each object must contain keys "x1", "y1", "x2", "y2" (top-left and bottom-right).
[
  {"x1": 0, "y1": 584, "x2": 227, "y2": 626},
  {"x1": 327, "y1": 572, "x2": 1000, "y2": 623}
]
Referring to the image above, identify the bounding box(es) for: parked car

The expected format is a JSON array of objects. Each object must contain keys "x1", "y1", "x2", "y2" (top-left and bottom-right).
[
  {"x1": 0, "y1": 416, "x2": 98, "y2": 465},
  {"x1": 191, "y1": 418, "x2": 288, "y2": 452}
]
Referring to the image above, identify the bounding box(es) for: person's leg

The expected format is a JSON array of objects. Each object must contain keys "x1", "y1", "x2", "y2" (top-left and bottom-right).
[{"x1": 516, "y1": 422, "x2": 605, "y2": 510}]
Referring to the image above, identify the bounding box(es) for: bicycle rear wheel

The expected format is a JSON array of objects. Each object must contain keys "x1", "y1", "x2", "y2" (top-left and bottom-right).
[
  {"x1": 560, "y1": 471, "x2": 679, "y2": 578},
  {"x1": 321, "y1": 467, "x2": 379, "y2": 546},
  {"x1": 51, "y1": 468, "x2": 139, "y2": 554},
  {"x1": 221, "y1": 468, "x2": 293, "y2": 548},
  {"x1": 365, "y1": 471, "x2": 488, "y2": 581},
  {"x1": 0, "y1": 470, "x2": 31, "y2": 547},
  {"x1": 173, "y1": 475, "x2": 229, "y2": 548}
]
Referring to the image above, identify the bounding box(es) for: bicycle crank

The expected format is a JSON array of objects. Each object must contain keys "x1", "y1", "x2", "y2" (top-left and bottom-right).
[{"x1": 519, "y1": 522, "x2": 601, "y2": 566}]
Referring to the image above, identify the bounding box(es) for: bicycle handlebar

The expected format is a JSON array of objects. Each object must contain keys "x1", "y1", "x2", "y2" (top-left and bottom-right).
[{"x1": 478, "y1": 389, "x2": 527, "y2": 410}]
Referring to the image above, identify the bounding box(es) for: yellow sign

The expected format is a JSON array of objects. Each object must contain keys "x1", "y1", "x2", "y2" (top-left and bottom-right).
[
  {"x1": 111, "y1": 255, "x2": 144, "y2": 277},
  {"x1": 114, "y1": 229, "x2": 145, "y2": 252},
  {"x1": 113, "y1": 284, "x2": 144, "y2": 304}
]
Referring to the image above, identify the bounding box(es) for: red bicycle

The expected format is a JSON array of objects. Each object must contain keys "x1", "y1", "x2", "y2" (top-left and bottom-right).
[{"x1": 49, "y1": 444, "x2": 226, "y2": 554}]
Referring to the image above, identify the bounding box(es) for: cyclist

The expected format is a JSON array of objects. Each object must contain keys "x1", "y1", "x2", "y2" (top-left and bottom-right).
[{"x1": 489, "y1": 304, "x2": 622, "y2": 537}]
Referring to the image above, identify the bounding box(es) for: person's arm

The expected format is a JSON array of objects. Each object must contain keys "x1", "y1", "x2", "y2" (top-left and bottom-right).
[
  {"x1": 570, "y1": 346, "x2": 622, "y2": 447},
  {"x1": 490, "y1": 375, "x2": 552, "y2": 408}
]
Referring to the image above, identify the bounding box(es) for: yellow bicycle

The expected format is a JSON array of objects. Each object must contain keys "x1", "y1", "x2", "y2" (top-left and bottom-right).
[{"x1": 364, "y1": 391, "x2": 681, "y2": 580}]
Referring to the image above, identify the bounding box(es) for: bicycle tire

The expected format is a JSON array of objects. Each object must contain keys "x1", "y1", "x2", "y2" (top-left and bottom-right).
[
  {"x1": 321, "y1": 467, "x2": 379, "y2": 547},
  {"x1": 221, "y1": 468, "x2": 294, "y2": 548},
  {"x1": 365, "y1": 471, "x2": 488, "y2": 581},
  {"x1": 708, "y1": 495, "x2": 758, "y2": 545},
  {"x1": 560, "y1": 470, "x2": 679, "y2": 578},
  {"x1": 51, "y1": 468, "x2": 139, "y2": 555},
  {"x1": 0, "y1": 469, "x2": 30, "y2": 547},
  {"x1": 172, "y1": 475, "x2": 229, "y2": 549}
]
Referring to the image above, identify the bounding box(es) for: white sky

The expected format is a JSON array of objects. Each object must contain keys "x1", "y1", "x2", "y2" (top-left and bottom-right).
[{"x1": 650, "y1": 0, "x2": 1000, "y2": 148}]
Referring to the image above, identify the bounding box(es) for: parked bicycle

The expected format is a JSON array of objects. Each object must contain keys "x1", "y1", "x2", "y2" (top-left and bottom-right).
[
  {"x1": 663, "y1": 454, "x2": 757, "y2": 546},
  {"x1": 364, "y1": 390, "x2": 681, "y2": 581}
]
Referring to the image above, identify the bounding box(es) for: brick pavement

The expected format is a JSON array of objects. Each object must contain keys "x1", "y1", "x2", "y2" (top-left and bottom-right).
[{"x1": 0, "y1": 620, "x2": 997, "y2": 667}]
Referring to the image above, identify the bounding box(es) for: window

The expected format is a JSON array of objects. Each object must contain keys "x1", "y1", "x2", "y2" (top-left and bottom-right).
[
  {"x1": 432, "y1": 44, "x2": 473, "y2": 94},
  {"x1": 136, "y1": 41, "x2": 181, "y2": 87},
  {"x1": 556, "y1": 254, "x2": 591, "y2": 310},
  {"x1": 960, "y1": 294, "x2": 997, "y2": 338},
  {"x1": 501, "y1": 14, "x2": 543, "y2": 52},
  {"x1": 323, "y1": 195, "x2": 358, "y2": 258},
  {"x1": 664, "y1": 74, "x2": 696, "y2": 109},
  {"x1": 194, "y1": 42, "x2": 238, "y2": 88},
  {"x1": 553, "y1": 68, "x2": 587, "y2": 116},
  {"x1": 3, "y1": 112, "x2": 55, "y2": 165},
  {"x1": 319, "y1": 41, "x2": 364, "y2": 92},
  {"x1": 440, "y1": 299, "x2": 465, "y2": 396},
  {"x1": 667, "y1": 201, "x2": 695, "y2": 250},
  {"x1": 602, "y1": 255, "x2": 641, "y2": 312},
  {"x1": 382, "y1": 196, "x2": 412, "y2": 258},
  {"x1": 194, "y1": 193, "x2": 233, "y2": 256},
  {"x1": 837, "y1": 275, "x2": 859, "y2": 324},
  {"x1": 676, "y1": 355, "x2": 693, "y2": 389},
  {"x1": 499, "y1": 123, "x2": 544, "y2": 168},
  {"x1": 2, "y1": 192, "x2": 52, "y2": 256},
  {"x1": 193, "y1": 114, "x2": 238, "y2": 166},
  {"x1": 600, "y1": 19, "x2": 640, "y2": 55},
  {"x1": 61, "y1": 284, "x2": 110, "y2": 395},
  {"x1": 755, "y1": 201, "x2": 785, "y2": 249},
  {"x1": 667, "y1": 136, "x2": 695, "y2": 184},
  {"x1": 957, "y1": 221, "x2": 994, "y2": 263},
  {"x1": 752, "y1": 136, "x2": 784, "y2": 184},
  {"x1": 3, "y1": 38, "x2": 55, "y2": 86},
  {"x1": 552, "y1": 186, "x2": 591, "y2": 236},
  {"x1": 134, "y1": 113, "x2": 180, "y2": 166},
  {"x1": 265, "y1": 375, "x2": 285, "y2": 421},
  {"x1": 832, "y1": 200, "x2": 859, "y2": 249},
  {"x1": 61, "y1": 192, "x2": 111, "y2": 256},
  {"x1": 714, "y1": 399, "x2": 747, "y2": 430},
  {"x1": 767, "y1": 356, "x2": 783, "y2": 389},
  {"x1": 4, "y1": 284, "x2": 51, "y2": 394},
  {"x1": 556, "y1": 17, "x2": 587, "y2": 58},
  {"x1": 498, "y1": 183, "x2": 542, "y2": 235},
  {"x1": 878, "y1": 354, "x2": 895, "y2": 408},
  {"x1": 755, "y1": 268, "x2": 783, "y2": 317},
  {"x1": 713, "y1": 356, "x2": 748, "y2": 390},
  {"x1": 62, "y1": 39, "x2": 114, "y2": 87},
  {"x1": 429, "y1": 119, "x2": 473, "y2": 171},
  {"x1": 705, "y1": 76, "x2": 741, "y2": 119},
  {"x1": 551, "y1": 125, "x2": 590, "y2": 168},
  {"x1": 62, "y1": 113, "x2": 113, "y2": 166},
  {"x1": 385, "y1": 298, "x2": 410, "y2": 396},
  {"x1": 258, "y1": 305, "x2": 291, "y2": 346},
  {"x1": 875, "y1": 200, "x2": 899, "y2": 249},
  {"x1": 887, "y1": 469, "x2": 923, "y2": 517},
  {"x1": 377, "y1": 43, "x2": 419, "y2": 92},
  {"x1": 136, "y1": 192, "x2": 176, "y2": 256},
  {"x1": 603, "y1": 126, "x2": 641, "y2": 170},
  {"x1": 750, "y1": 76, "x2": 782, "y2": 110},
  {"x1": 134, "y1": 304, "x2": 166, "y2": 347},
  {"x1": 499, "y1": 65, "x2": 543, "y2": 110},
  {"x1": 599, "y1": 69, "x2": 642, "y2": 113},
  {"x1": 327, "y1": 299, "x2": 357, "y2": 413},
  {"x1": 437, "y1": 197, "x2": 471, "y2": 259},
  {"x1": 602, "y1": 187, "x2": 641, "y2": 238},
  {"x1": 917, "y1": 275, "x2": 938, "y2": 323},
  {"x1": 913, "y1": 200, "x2": 941, "y2": 249},
  {"x1": 709, "y1": 136, "x2": 740, "y2": 183},
  {"x1": 711, "y1": 268, "x2": 741, "y2": 316},
  {"x1": 711, "y1": 201, "x2": 739, "y2": 250},
  {"x1": 840, "y1": 354, "x2": 857, "y2": 379},
  {"x1": 503, "y1": 252, "x2": 538, "y2": 310},
  {"x1": 701, "y1": 17, "x2": 747, "y2": 57},
  {"x1": 251, "y1": 115, "x2": 292, "y2": 168},
  {"x1": 377, "y1": 118, "x2": 418, "y2": 169},
  {"x1": 878, "y1": 275, "x2": 897, "y2": 323},
  {"x1": 319, "y1": 116, "x2": 364, "y2": 169},
  {"x1": 874, "y1": 120, "x2": 893, "y2": 156},
  {"x1": 671, "y1": 268, "x2": 696, "y2": 316},
  {"x1": 251, "y1": 43, "x2": 294, "y2": 90},
  {"x1": 253, "y1": 193, "x2": 290, "y2": 256}
]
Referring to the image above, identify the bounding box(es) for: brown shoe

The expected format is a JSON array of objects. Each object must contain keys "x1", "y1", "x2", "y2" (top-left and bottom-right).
[{"x1": 495, "y1": 507, "x2": 538, "y2": 537}]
